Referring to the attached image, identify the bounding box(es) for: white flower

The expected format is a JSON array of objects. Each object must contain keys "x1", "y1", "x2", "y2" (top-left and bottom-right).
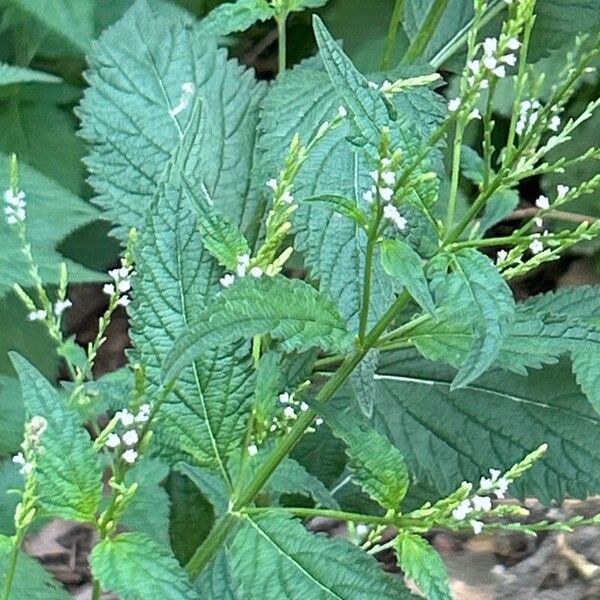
[
  {"x1": 483, "y1": 37, "x2": 498, "y2": 56},
  {"x1": 496, "y1": 249, "x2": 508, "y2": 262},
  {"x1": 122, "y1": 449, "x2": 138, "y2": 464},
  {"x1": 556, "y1": 184, "x2": 570, "y2": 199},
  {"x1": 238, "y1": 254, "x2": 250, "y2": 266},
  {"x1": 534, "y1": 217, "x2": 543, "y2": 227},
  {"x1": 448, "y1": 97, "x2": 461, "y2": 112},
  {"x1": 118, "y1": 295, "x2": 131, "y2": 308},
  {"x1": 103, "y1": 283, "x2": 115, "y2": 296},
  {"x1": 506, "y1": 37, "x2": 520, "y2": 50},
  {"x1": 493, "y1": 65, "x2": 506, "y2": 78},
  {"x1": 494, "y1": 477, "x2": 510, "y2": 499},
  {"x1": 452, "y1": 499, "x2": 473, "y2": 521},
  {"x1": 315, "y1": 417, "x2": 324, "y2": 426},
  {"x1": 105, "y1": 433, "x2": 121, "y2": 449},
  {"x1": 4, "y1": 189, "x2": 26, "y2": 208},
  {"x1": 28, "y1": 309, "x2": 47, "y2": 322},
  {"x1": 116, "y1": 409, "x2": 135, "y2": 427},
  {"x1": 529, "y1": 239, "x2": 544, "y2": 255},
  {"x1": 279, "y1": 392, "x2": 293, "y2": 404},
  {"x1": 369, "y1": 170, "x2": 379, "y2": 182},
  {"x1": 30, "y1": 416, "x2": 47, "y2": 437},
  {"x1": 220, "y1": 274, "x2": 235, "y2": 288},
  {"x1": 266, "y1": 178, "x2": 278, "y2": 191},
  {"x1": 118, "y1": 280, "x2": 131, "y2": 294},
  {"x1": 355, "y1": 523, "x2": 370, "y2": 538},
  {"x1": 281, "y1": 190, "x2": 294, "y2": 204},
  {"x1": 483, "y1": 55, "x2": 497, "y2": 70},
  {"x1": 368, "y1": 81, "x2": 379, "y2": 89},
  {"x1": 549, "y1": 115, "x2": 561, "y2": 132},
  {"x1": 54, "y1": 299, "x2": 72, "y2": 316},
  {"x1": 535, "y1": 195, "x2": 550, "y2": 210},
  {"x1": 247, "y1": 444, "x2": 258, "y2": 456},
  {"x1": 383, "y1": 204, "x2": 407, "y2": 230},
  {"x1": 20, "y1": 463, "x2": 33, "y2": 476},
  {"x1": 363, "y1": 189, "x2": 375, "y2": 203},
  {"x1": 471, "y1": 495, "x2": 492, "y2": 512},
  {"x1": 118, "y1": 266, "x2": 131, "y2": 279},
  {"x1": 12, "y1": 452, "x2": 25, "y2": 465},
  {"x1": 381, "y1": 80, "x2": 393, "y2": 92},
  {"x1": 283, "y1": 406, "x2": 297, "y2": 419},
  {"x1": 181, "y1": 81, "x2": 195, "y2": 94},
  {"x1": 135, "y1": 404, "x2": 150, "y2": 423},
  {"x1": 381, "y1": 171, "x2": 396, "y2": 186},
  {"x1": 338, "y1": 105, "x2": 348, "y2": 118},
  {"x1": 467, "y1": 60, "x2": 481, "y2": 75},
  {"x1": 122, "y1": 430, "x2": 139, "y2": 446},
  {"x1": 379, "y1": 187, "x2": 394, "y2": 203},
  {"x1": 249, "y1": 266, "x2": 263, "y2": 278},
  {"x1": 501, "y1": 53, "x2": 517, "y2": 66},
  {"x1": 470, "y1": 519, "x2": 484, "y2": 534},
  {"x1": 468, "y1": 108, "x2": 482, "y2": 120},
  {"x1": 479, "y1": 79, "x2": 490, "y2": 90},
  {"x1": 300, "y1": 402, "x2": 309, "y2": 412}
]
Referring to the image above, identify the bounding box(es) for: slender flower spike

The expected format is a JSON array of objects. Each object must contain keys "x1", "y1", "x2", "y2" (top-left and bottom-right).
[
  {"x1": 105, "y1": 433, "x2": 121, "y2": 449},
  {"x1": 529, "y1": 239, "x2": 544, "y2": 255},
  {"x1": 122, "y1": 430, "x2": 139, "y2": 446},
  {"x1": 535, "y1": 195, "x2": 550, "y2": 210},
  {"x1": 122, "y1": 449, "x2": 138, "y2": 464}
]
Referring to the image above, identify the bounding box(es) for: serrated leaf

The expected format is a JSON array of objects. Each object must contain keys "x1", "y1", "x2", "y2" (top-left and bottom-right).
[
  {"x1": 230, "y1": 511, "x2": 414, "y2": 599},
  {"x1": 0, "y1": 153, "x2": 100, "y2": 295},
  {"x1": 375, "y1": 350, "x2": 600, "y2": 503},
  {"x1": 10, "y1": 355, "x2": 102, "y2": 522},
  {"x1": 164, "y1": 275, "x2": 353, "y2": 384},
  {"x1": 0, "y1": 376, "x2": 24, "y2": 456},
  {"x1": 195, "y1": 549, "x2": 243, "y2": 600},
  {"x1": 395, "y1": 532, "x2": 452, "y2": 600},
  {"x1": 302, "y1": 194, "x2": 368, "y2": 227},
  {"x1": 90, "y1": 532, "x2": 198, "y2": 600},
  {"x1": 349, "y1": 348, "x2": 379, "y2": 418},
  {"x1": 0, "y1": 63, "x2": 60, "y2": 86},
  {"x1": 0, "y1": 461, "x2": 22, "y2": 535},
  {"x1": 201, "y1": 0, "x2": 274, "y2": 35},
  {"x1": 0, "y1": 534, "x2": 71, "y2": 599},
  {"x1": 429, "y1": 249, "x2": 515, "y2": 389},
  {"x1": 175, "y1": 462, "x2": 229, "y2": 517},
  {"x1": 522, "y1": 285, "x2": 600, "y2": 324},
  {"x1": 381, "y1": 239, "x2": 436, "y2": 315},
  {"x1": 317, "y1": 403, "x2": 409, "y2": 511},
  {"x1": 79, "y1": 0, "x2": 266, "y2": 239}
]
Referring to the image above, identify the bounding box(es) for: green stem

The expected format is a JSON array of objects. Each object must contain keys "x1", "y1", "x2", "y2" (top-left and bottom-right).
[
  {"x1": 358, "y1": 216, "x2": 380, "y2": 344},
  {"x1": 0, "y1": 531, "x2": 23, "y2": 600},
  {"x1": 91, "y1": 579, "x2": 102, "y2": 600},
  {"x1": 277, "y1": 14, "x2": 287, "y2": 75},
  {"x1": 402, "y1": 0, "x2": 449, "y2": 63},
  {"x1": 314, "y1": 354, "x2": 345, "y2": 369},
  {"x1": 245, "y1": 506, "x2": 389, "y2": 526},
  {"x1": 381, "y1": 0, "x2": 404, "y2": 70},
  {"x1": 445, "y1": 118, "x2": 465, "y2": 231},
  {"x1": 377, "y1": 312, "x2": 433, "y2": 347},
  {"x1": 185, "y1": 291, "x2": 412, "y2": 579}
]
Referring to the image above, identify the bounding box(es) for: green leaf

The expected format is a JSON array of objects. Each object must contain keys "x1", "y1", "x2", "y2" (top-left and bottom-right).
[
  {"x1": 201, "y1": 0, "x2": 274, "y2": 35},
  {"x1": 302, "y1": 194, "x2": 368, "y2": 227},
  {"x1": 10, "y1": 355, "x2": 102, "y2": 522},
  {"x1": 0, "y1": 534, "x2": 70, "y2": 599},
  {"x1": 349, "y1": 348, "x2": 379, "y2": 418},
  {"x1": 0, "y1": 461, "x2": 22, "y2": 535},
  {"x1": 522, "y1": 285, "x2": 600, "y2": 321},
  {"x1": 0, "y1": 63, "x2": 60, "y2": 87},
  {"x1": 0, "y1": 376, "x2": 24, "y2": 456},
  {"x1": 164, "y1": 275, "x2": 353, "y2": 384},
  {"x1": 395, "y1": 532, "x2": 452, "y2": 600},
  {"x1": 317, "y1": 403, "x2": 409, "y2": 511},
  {"x1": 230, "y1": 511, "x2": 414, "y2": 599},
  {"x1": 188, "y1": 180, "x2": 251, "y2": 271},
  {"x1": 121, "y1": 459, "x2": 171, "y2": 545},
  {"x1": 284, "y1": 0, "x2": 330, "y2": 10},
  {"x1": 375, "y1": 350, "x2": 600, "y2": 503},
  {"x1": 195, "y1": 549, "x2": 243, "y2": 600},
  {"x1": 175, "y1": 462, "x2": 229, "y2": 517},
  {"x1": 5, "y1": 0, "x2": 95, "y2": 52},
  {"x1": 0, "y1": 153, "x2": 100, "y2": 295},
  {"x1": 429, "y1": 249, "x2": 515, "y2": 389},
  {"x1": 79, "y1": 0, "x2": 266, "y2": 240},
  {"x1": 381, "y1": 239, "x2": 436, "y2": 315},
  {"x1": 90, "y1": 532, "x2": 198, "y2": 600}
]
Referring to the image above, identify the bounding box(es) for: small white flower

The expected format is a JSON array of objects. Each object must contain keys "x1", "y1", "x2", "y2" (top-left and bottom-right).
[
  {"x1": 266, "y1": 179, "x2": 278, "y2": 191},
  {"x1": 122, "y1": 449, "x2": 138, "y2": 464},
  {"x1": 506, "y1": 37, "x2": 520, "y2": 51},
  {"x1": 300, "y1": 401, "x2": 309, "y2": 412},
  {"x1": 479, "y1": 78, "x2": 490, "y2": 90},
  {"x1": 494, "y1": 477, "x2": 510, "y2": 499},
  {"x1": 4, "y1": 189, "x2": 26, "y2": 208},
  {"x1": 367, "y1": 81, "x2": 379, "y2": 89},
  {"x1": 355, "y1": 524, "x2": 370, "y2": 538},
  {"x1": 534, "y1": 217, "x2": 543, "y2": 227},
  {"x1": 489, "y1": 469, "x2": 502, "y2": 481},
  {"x1": 249, "y1": 266, "x2": 263, "y2": 278},
  {"x1": 379, "y1": 187, "x2": 394, "y2": 203},
  {"x1": 468, "y1": 108, "x2": 482, "y2": 120},
  {"x1": 381, "y1": 171, "x2": 396, "y2": 186},
  {"x1": 118, "y1": 266, "x2": 131, "y2": 279},
  {"x1": 471, "y1": 495, "x2": 492, "y2": 512},
  {"x1": 501, "y1": 53, "x2": 517, "y2": 66},
  {"x1": 369, "y1": 170, "x2": 379, "y2": 182},
  {"x1": 448, "y1": 97, "x2": 461, "y2": 112},
  {"x1": 122, "y1": 430, "x2": 139, "y2": 446},
  {"x1": 116, "y1": 409, "x2": 135, "y2": 427},
  {"x1": 238, "y1": 254, "x2": 250, "y2": 266},
  {"x1": 452, "y1": 499, "x2": 473, "y2": 521},
  {"x1": 556, "y1": 184, "x2": 570, "y2": 199},
  {"x1": 380, "y1": 79, "x2": 393, "y2": 92},
  {"x1": 135, "y1": 404, "x2": 150, "y2": 423},
  {"x1": 20, "y1": 463, "x2": 33, "y2": 476},
  {"x1": 470, "y1": 519, "x2": 484, "y2": 535},
  {"x1": 338, "y1": 105, "x2": 348, "y2": 118},
  {"x1": 12, "y1": 452, "x2": 25, "y2": 465},
  {"x1": 108, "y1": 268, "x2": 119, "y2": 281},
  {"x1": 181, "y1": 81, "x2": 195, "y2": 94},
  {"x1": 283, "y1": 406, "x2": 297, "y2": 419},
  {"x1": 383, "y1": 204, "x2": 407, "y2": 230},
  {"x1": 467, "y1": 59, "x2": 481, "y2": 75},
  {"x1": 117, "y1": 280, "x2": 131, "y2": 293},
  {"x1": 279, "y1": 392, "x2": 293, "y2": 404},
  {"x1": 54, "y1": 299, "x2": 72, "y2": 316},
  {"x1": 496, "y1": 249, "x2": 508, "y2": 262},
  {"x1": 247, "y1": 444, "x2": 258, "y2": 456},
  {"x1": 483, "y1": 37, "x2": 498, "y2": 56},
  {"x1": 535, "y1": 195, "x2": 550, "y2": 210},
  {"x1": 516, "y1": 120, "x2": 526, "y2": 136},
  {"x1": 529, "y1": 239, "x2": 544, "y2": 255},
  {"x1": 118, "y1": 295, "x2": 131, "y2": 308},
  {"x1": 103, "y1": 283, "x2": 115, "y2": 296},
  {"x1": 363, "y1": 189, "x2": 375, "y2": 203},
  {"x1": 280, "y1": 190, "x2": 295, "y2": 205},
  {"x1": 105, "y1": 433, "x2": 121, "y2": 449},
  {"x1": 315, "y1": 417, "x2": 324, "y2": 426},
  {"x1": 549, "y1": 115, "x2": 561, "y2": 131},
  {"x1": 483, "y1": 55, "x2": 497, "y2": 70},
  {"x1": 220, "y1": 274, "x2": 235, "y2": 288},
  {"x1": 30, "y1": 415, "x2": 47, "y2": 436},
  {"x1": 28, "y1": 309, "x2": 47, "y2": 322},
  {"x1": 493, "y1": 65, "x2": 506, "y2": 78}
]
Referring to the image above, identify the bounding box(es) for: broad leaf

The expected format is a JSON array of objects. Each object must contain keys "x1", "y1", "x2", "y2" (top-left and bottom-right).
[
  {"x1": 195, "y1": 549, "x2": 243, "y2": 600},
  {"x1": 395, "y1": 532, "x2": 452, "y2": 600},
  {"x1": 0, "y1": 534, "x2": 70, "y2": 599},
  {"x1": 0, "y1": 376, "x2": 24, "y2": 456},
  {"x1": 318, "y1": 403, "x2": 409, "y2": 511},
  {"x1": 164, "y1": 275, "x2": 353, "y2": 384},
  {"x1": 349, "y1": 348, "x2": 379, "y2": 418},
  {"x1": 175, "y1": 462, "x2": 229, "y2": 517},
  {"x1": 90, "y1": 532, "x2": 198, "y2": 600},
  {"x1": 429, "y1": 249, "x2": 515, "y2": 389},
  {"x1": 375, "y1": 350, "x2": 600, "y2": 503},
  {"x1": 302, "y1": 194, "x2": 368, "y2": 227},
  {"x1": 0, "y1": 461, "x2": 22, "y2": 535},
  {"x1": 230, "y1": 511, "x2": 414, "y2": 599},
  {"x1": 522, "y1": 285, "x2": 600, "y2": 324},
  {"x1": 11, "y1": 355, "x2": 102, "y2": 522},
  {"x1": 202, "y1": 0, "x2": 274, "y2": 35},
  {"x1": 381, "y1": 239, "x2": 436, "y2": 315}
]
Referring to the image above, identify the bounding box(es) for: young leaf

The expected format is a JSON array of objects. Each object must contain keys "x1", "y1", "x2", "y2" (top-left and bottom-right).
[
  {"x1": 10, "y1": 355, "x2": 102, "y2": 522},
  {"x1": 0, "y1": 534, "x2": 71, "y2": 600},
  {"x1": 381, "y1": 239, "x2": 436, "y2": 315},
  {"x1": 317, "y1": 403, "x2": 410, "y2": 511},
  {"x1": 429, "y1": 249, "x2": 515, "y2": 389},
  {"x1": 376, "y1": 350, "x2": 600, "y2": 503},
  {"x1": 0, "y1": 63, "x2": 61, "y2": 87},
  {"x1": 90, "y1": 532, "x2": 198, "y2": 600},
  {"x1": 395, "y1": 532, "x2": 452, "y2": 600},
  {"x1": 231, "y1": 511, "x2": 414, "y2": 599},
  {"x1": 302, "y1": 194, "x2": 369, "y2": 228},
  {"x1": 201, "y1": 0, "x2": 274, "y2": 35},
  {"x1": 163, "y1": 276, "x2": 354, "y2": 384}
]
